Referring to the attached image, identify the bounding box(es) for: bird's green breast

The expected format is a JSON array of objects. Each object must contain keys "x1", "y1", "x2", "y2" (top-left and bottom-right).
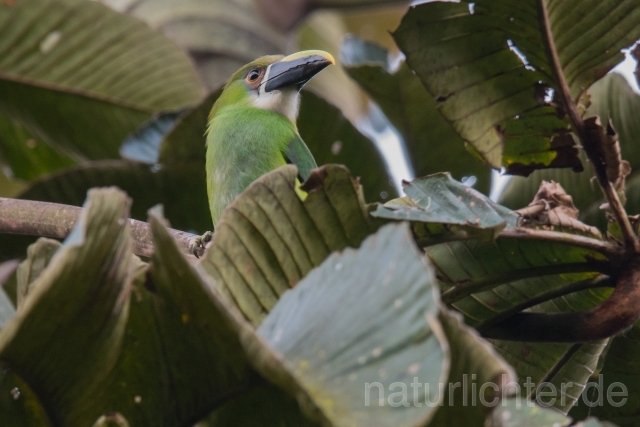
[{"x1": 206, "y1": 106, "x2": 297, "y2": 225}]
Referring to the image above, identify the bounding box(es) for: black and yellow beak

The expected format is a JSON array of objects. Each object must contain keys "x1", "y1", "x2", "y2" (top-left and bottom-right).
[{"x1": 263, "y1": 50, "x2": 335, "y2": 93}]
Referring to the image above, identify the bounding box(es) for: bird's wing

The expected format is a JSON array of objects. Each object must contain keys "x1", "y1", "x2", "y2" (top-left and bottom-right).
[{"x1": 284, "y1": 134, "x2": 317, "y2": 181}]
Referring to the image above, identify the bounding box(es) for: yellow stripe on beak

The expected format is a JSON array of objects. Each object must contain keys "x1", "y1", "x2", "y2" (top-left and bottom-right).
[{"x1": 281, "y1": 50, "x2": 335, "y2": 65}]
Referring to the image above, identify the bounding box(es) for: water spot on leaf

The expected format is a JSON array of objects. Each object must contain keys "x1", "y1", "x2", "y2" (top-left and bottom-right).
[
  {"x1": 40, "y1": 30, "x2": 61, "y2": 54},
  {"x1": 331, "y1": 140, "x2": 342, "y2": 155},
  {"x1": 407, "y1": 362, "x2": 421, "y2": 374},
  {"x1": 134, "y1": 395, "x2": 142, "y2": 404}
]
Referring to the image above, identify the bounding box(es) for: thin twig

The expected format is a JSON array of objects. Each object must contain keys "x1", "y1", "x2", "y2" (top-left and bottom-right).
[
  {"x1": 0, "y1": 198, "x2": 198, "y2": 259},
  {"x1": 441, "y1": 262, "x2": 609, "y2": 304},
  {"x1": 498, "y1": 227, "x2": 622, "y2": 258},
  {"x1": 528, "y1": 343, "x2": 584, "y2": 400},
  {"x1": 537, "y1": 0, "x2": 639, "y2": 252}
]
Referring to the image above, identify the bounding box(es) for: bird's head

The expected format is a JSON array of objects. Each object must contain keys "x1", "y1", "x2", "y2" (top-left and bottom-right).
[{"x1": 211, "y1": 50, "x2": 335, "y2": 122}]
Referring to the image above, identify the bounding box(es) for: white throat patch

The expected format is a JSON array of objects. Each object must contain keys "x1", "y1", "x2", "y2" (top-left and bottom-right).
[{"x1": 251, "y1": 63, "x2": 301, "y2": 122}]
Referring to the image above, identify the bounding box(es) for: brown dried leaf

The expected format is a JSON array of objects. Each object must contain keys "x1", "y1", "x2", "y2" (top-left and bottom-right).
[
  {"x1": 516, "y1": 181, "x2": 602, "y2": 238},
  {"x1": 584, "y1": 116, "x2": 630, "y2": 186}
]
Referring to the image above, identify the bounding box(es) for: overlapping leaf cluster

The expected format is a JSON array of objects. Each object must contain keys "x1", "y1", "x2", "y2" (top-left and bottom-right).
[{"x1": 2, "y1": 0, "x2": 640, "y2": 426}]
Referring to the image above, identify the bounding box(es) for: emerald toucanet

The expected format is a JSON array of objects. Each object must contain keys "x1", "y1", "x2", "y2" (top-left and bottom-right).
[{"x1": 192, "y1": 50, "x2": 335, "y2": 256}]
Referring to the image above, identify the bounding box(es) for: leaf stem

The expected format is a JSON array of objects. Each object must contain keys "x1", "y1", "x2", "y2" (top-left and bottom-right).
[
  {"x1": 0, "y1": 197, "x2": 198, "y2": 259},
  {"x1": 498, "y1": 227, "x2": 622, "y2": 258},
  {"x1": 441, "y1": 262, "x2": 609, "y2": 304},
  {"x1": 537, "y1": 0, "x2": 639, "y2": 252}
]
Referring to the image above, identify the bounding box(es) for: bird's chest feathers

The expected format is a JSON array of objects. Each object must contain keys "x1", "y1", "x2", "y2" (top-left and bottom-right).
[{"x1": 250, "y1": 88, "x2": 300, "y2": 122}]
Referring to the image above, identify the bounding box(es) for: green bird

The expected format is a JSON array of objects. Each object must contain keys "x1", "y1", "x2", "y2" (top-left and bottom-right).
[{"x1": 191, "y1": 50, "x2": 335, "y2": 256}]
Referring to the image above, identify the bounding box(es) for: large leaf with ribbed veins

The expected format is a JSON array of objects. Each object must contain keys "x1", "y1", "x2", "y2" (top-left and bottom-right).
[
  {"x1": 0, "y1": 188, "x2": 135, "y2": 425},
  {"x1": 0, "y1": 0, "x2": 204, "y2": 160},
  {"x1": 341, "y1": 36, "x2": 492, "y2": 195},
  {"x1": 257, "y1": 223, "x2": 448, "y2": 427},
  {"x1": 199, "y1": 164, "x2": 379, "y2": 326},
  {"x1": 394, "y1": 0, "x2": 640, "y2": 174}
]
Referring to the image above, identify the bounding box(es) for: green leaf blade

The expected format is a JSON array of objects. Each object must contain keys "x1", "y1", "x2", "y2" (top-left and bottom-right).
[{"x1": 257, "y1": 223, "x2": 449, "y2": 427}]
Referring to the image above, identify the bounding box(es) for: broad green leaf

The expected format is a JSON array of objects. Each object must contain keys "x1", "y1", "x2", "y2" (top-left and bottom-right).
[
  {"x1": 199, "y1": 164, "x2": 379, "y2": 326},
  {"x1": 490, "y1": 399, "x2": 616, "y2": 427},
  {"x1": 257, "y1": 223, "x2": 449, "y2": 427},
  {"x1": 0, "y1": 188, "x2": 135, "y2": 425},
  {"x1": 0, "y1": 114, "x2": 75, "y2": 181},
  {"x1": 425, "y1": 231, "x2": 611, "y2": 412},
  {"x1": 499, "y1": 73, "x2": 640, "y2": 228},
  {"x1": 428, "y1": 238, "x2": 608, "y2": 324},
  {"x1": 495, "y1": 339, "x2": 608, "y2": 413},
  {"x1": 0, "y1": 169, "x2": 27, "y2": 198},
  {"x1": 394, "y1": 1, "x2": 640, "y2": 173},
  {"x1": 197, "y1": 383, "x2": 318, "y2": 427},
  {"x1": 487, "y1": 399, "x2": 571, "y2": 426},
  {"x1": 18, "y1": 160, "x2": 211, "y2": 234},
  {"x1": 159, "y1": 90, "x2": 222, "y2": 164},
  {"x1": 0, "y1": 0, "x2": 204, "y2": 159},
  {"x1": 585, "y1": 321, "x2": 640, "y2": 427},
  {"x1": 0, "y1": 364, "x2": 53, "y2": 427},
  {"x1": 341, "y1": 36, "x2": 491, "y2": 194},
  {"x1": 428, "y1": 310, "x2": 516, "y2": 427},
  {"x1": 373, "y1": 172, "x2": 519, "y2": 242},
  {"x1": 74, "y1": 215, "x2": 253, "y2": 426},
  {"x1": 100, "y1": 0, "x2": 286, "y2": 89},
  {"x1": 297, "y1": 91, "x2": 398, "y2": 202},
  {"x1": 16, "y1": 238, "x2": 60, "y2": 309}
]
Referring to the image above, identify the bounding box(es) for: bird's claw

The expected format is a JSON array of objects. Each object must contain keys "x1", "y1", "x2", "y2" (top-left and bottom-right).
[{"x1": 190, "y1": 231, "x2": 213, "y2": 258}]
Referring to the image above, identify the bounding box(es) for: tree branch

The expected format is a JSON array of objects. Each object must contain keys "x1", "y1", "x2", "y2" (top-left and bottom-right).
[
  {"x1": 537, "y1": 0, "x2": 639, "y2": 252},
  {"x1": 0, "y1": 198, "x2": 198, "y2": 259}
]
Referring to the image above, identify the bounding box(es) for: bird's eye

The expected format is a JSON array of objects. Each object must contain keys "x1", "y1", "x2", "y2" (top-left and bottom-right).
[{"x1": 246, "y1": 68, "x2": 262, "y2": 83}]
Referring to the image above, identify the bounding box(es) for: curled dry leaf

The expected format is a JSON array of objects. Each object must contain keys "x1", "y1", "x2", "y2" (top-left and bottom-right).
[
  {"x1": 516, "y1": 181, "x2": 601, "y2": 238},
  {"x1": 584, "y1": 116, "x2": 631, "y2": 188}
]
